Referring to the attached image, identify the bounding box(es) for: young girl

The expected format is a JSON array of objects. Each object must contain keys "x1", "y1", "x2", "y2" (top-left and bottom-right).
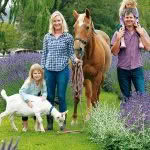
[
  {"x1": 119, "y1": 0, "x2": 144, "y2": 48},
  {"x1": 19, "y1": 63, "x2": 47, "y2": 132}
]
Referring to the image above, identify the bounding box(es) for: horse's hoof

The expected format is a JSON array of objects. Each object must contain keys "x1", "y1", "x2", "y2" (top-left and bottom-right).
[{"x1": 85, "y1": 114, "x2": 90, "y2": 121}]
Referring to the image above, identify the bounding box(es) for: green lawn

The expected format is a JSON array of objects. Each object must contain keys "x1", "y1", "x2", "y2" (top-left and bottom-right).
[{"x1": 0, "y1": 86, "x2": 119, "y2": 150}]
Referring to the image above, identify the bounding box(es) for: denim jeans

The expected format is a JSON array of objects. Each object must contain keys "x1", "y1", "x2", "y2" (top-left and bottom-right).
[
  {"x1": 117, "y1": 67, "x2": 145, "y2": 98},
  {"x1": 44, "y1": 66, "x2": 69, "y2": 112}
]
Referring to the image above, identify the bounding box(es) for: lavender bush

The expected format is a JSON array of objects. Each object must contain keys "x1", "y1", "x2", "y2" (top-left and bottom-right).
[
  {"x1": 0, "y1": 53, "x2": 41, "y2": 94},
  {"x1": 144, "y1": 70, "x2": 150, "y2": 92},
  {"x1": 0, "y1": 138, "x2": 19, "y2": 150},
  {"x1": 103, "y1": 56, "x2": 118, "y2": 92},
  {"x1": 120, "y1": 92, "x2": 150, "y2": 130},
  {"x1": 88, "y1": 102, "x2": 150, "y2": 150}
]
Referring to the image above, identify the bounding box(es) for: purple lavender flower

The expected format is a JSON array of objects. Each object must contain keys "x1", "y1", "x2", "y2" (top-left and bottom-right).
[
  {"x1": 0, "y1": 53, "x2": 41, "y2": 93},
  {"x1": 120, "y1": 92, "x2": 150, "y2": 130}
]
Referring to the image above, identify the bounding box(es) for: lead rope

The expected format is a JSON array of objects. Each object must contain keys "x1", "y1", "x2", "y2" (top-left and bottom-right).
[
  {"x1": 71, "y1": 62, "x2": 86, "y2": 132},
  {"x1": 57, "y1": 62, "x2": 85, "y2": 134},
  {"x1": 72, "y1": 62, "x2": 84, "y2": 99}
]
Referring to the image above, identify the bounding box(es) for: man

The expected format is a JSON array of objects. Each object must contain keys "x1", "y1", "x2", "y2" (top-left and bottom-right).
[{"x1": 111, "y1": 8, "x2": 150, "y2": 98}]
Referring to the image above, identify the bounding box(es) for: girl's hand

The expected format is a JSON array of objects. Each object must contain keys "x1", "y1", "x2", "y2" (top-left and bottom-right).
[
  {"x1": 40, "y1": 96, "x2": 46, "y2": 101},
  {"x1": 27, "y1": 101, "x2": 33, "y2": 108}
]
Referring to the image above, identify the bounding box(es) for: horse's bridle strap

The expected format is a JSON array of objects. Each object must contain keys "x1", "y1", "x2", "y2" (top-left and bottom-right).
[{"x1": 74, "y1": 38, "x2": 87, "y2": 45}]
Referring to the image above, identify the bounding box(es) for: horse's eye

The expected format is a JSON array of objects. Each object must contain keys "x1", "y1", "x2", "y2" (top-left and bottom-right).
[{"x1": 86, "y1": 26, "x2": 89, "y2": 30}]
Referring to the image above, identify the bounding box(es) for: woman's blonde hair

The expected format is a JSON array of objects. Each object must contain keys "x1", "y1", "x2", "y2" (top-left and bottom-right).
[
  {"x1": 27, "y1": 63, "x2": 44, "y2": 88},
  {"x1": 48, "y1": 11, "x2": 68, "y2": 34},
  {"x1": 119, "y1": 0, "x2": 137, "y2": 16}
]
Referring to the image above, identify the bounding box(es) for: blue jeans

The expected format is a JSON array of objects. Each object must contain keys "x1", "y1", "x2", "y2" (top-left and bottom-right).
[
  {"x1": 44, "y1": 66, "x2": 69, "y2": 112},
  {"x1": 117, "y1": 67, "x2": 145, "y2": 98}
]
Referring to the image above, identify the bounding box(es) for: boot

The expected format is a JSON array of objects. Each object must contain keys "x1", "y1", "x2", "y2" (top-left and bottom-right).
[
  {"x1": 60, "y1": 114, "x2": 67, "y2": 131},
  {"x1": 47, "y1": 115, "x2": 53, "y2": 131},
  {"x1": 139, "y1": 38, "x2": 144, "y2": 49}
]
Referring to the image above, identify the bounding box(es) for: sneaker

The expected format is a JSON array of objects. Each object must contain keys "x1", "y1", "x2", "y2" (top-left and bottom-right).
[
  {"x1": 120, "y1": 38, "x2": 126, "y2": 48},
  {"x1": 120, "y1": 45, "x2": 126, "y2": 49},
  {"x1": 22, "y1": 127, "x2": 28, "y2": 132},
  {"x1": 139, "y1": 42, "x2": 144, "y2": 49}
]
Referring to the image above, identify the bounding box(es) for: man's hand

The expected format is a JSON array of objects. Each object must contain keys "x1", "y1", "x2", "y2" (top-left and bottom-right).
[
  {"x1": 135, "y1": 24, "x2": 144, "y2": 36},
  {"x1": 27, "y1": 101, "x2": 33, "y2": 108}
]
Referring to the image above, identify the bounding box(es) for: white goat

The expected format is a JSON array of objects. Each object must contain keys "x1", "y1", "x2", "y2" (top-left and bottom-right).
[{"x1": 0, "y1": 89, "x2": 67, "y2": 132}]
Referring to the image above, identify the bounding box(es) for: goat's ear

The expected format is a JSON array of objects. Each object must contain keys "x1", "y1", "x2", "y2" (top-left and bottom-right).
[
  {"x1": 61, "y1": 110, "x2": 68, "y2": 115},
  {"x1": 73, "y1": 10, "x2": 79, "y2": 20},
  {"x1": 64, "y1": 110, "x2": 68, "y2": 114}
]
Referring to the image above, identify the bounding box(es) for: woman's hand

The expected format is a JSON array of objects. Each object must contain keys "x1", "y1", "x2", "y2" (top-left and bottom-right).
[
  {"x1": 75, "y1": 58, "x2": 83, "y2": 66},
  {"x1": 27, "y1": 101, "x2": 33, "y2": 108}
]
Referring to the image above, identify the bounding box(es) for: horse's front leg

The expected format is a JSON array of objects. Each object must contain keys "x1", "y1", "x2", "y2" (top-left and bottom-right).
[
  {"x1": 84, "y1": 79, "x2": 92, "y2": 121},
  {"x1": 91, "y1": 72, "x2": 103, "y2": 107},
  {"x1": 71, "y1": 97, "x2": 80, "y2": 125}
]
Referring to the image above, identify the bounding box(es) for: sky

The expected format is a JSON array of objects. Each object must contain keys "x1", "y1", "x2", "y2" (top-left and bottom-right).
[
  {"x1": 1, "y1": 0, "x2": 11, "y2": 21},
  {"x1": 2, "y1": 0, "x2": 11, "y2": 8}
]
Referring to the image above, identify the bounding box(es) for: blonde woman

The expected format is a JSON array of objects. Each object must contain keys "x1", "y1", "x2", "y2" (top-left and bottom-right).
[
  {"x1": 119, "y1": 0, "x2": 144, "y2": 48},
  {"x1": 41, "y1": 11, "x2": 81, "y2": 131},
  {"x1": 19, "y1": 63, "x2": 47, "y2": 132}
]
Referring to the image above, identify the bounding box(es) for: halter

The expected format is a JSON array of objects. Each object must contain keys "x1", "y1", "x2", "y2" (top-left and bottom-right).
[
  {"x1": 74, "y1": 21, "x2": 95, "y2": 58},
  {"x1": 74, "y1": 38, "x2": 87, "y2": 45}
]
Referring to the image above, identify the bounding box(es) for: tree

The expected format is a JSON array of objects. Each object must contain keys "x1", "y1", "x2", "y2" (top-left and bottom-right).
[
  {"x1": 0, "y1": 0, "x2": 149, "y2": 50},
  {"x1": 0, "y1": 22, "x2": 21, "y2": 54},
  {"x1": 6, "y1": 0, "x2": 73, "y2": 49}
]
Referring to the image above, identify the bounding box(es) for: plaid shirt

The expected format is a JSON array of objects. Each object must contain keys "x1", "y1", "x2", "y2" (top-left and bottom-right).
[{"x1": 41, "y1": 32, "x2": 76, "y2": 71}]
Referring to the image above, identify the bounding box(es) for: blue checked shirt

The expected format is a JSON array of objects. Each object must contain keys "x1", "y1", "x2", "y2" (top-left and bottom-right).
[{"x1": 41, "y1": 32, "x2": 76, "y2": 71}]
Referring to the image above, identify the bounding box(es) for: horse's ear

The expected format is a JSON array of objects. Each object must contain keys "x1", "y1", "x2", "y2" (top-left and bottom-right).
[
  {"x1": 92, "y1": 22, "x2": 95, "y2": 31},
  {"x1": 73, "y1": 10, "x2": 79, "y2": 20},
  {"x1": 85, "y1": 8, "x2": 90, "y2": 18}
]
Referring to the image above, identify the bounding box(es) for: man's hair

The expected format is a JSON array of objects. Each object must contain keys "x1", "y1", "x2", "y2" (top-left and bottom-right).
[{"x1": 122, "y1": 8, "x2": 137, "y2": 18}]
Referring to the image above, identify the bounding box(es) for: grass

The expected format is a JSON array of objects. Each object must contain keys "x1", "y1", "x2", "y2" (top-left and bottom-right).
[{"x1": 0, "y1": 85, "x2": 119, "y2": 150}]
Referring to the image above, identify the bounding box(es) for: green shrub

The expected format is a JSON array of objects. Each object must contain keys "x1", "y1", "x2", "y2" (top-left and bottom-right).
[{"x1": 88, "y1": 104, "x2": 150, "y2": 150}]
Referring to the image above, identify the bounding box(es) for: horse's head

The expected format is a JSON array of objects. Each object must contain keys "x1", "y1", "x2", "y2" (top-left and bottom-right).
[{"x1": 73, "y1": 9, "x2": 94, "y2": 59}]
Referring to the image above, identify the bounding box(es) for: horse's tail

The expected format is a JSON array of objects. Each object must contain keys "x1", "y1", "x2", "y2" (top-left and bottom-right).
[
  {"x1": 1, "y1": 89, "x2": 8, "y2": 102},
  {"x1": 95, "y1": 30, "x2": 112, "y2": 73},
  {"x1": 103, "y1": 44, "x2": 112, "y2": 73},
  {"x1": 95, "y1": 30, "x2": 110, "y2": 46}
]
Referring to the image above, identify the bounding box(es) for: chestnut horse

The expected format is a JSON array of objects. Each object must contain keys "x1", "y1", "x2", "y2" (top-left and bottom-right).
[{"x1": 71, "y1": 9, "x2": 112, "y2": 124}]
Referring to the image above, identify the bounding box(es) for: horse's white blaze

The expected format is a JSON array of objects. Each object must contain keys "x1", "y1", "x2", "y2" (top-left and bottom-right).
[{"x1": 78, "y1": 14, "x2": 85, "y2": 26}]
